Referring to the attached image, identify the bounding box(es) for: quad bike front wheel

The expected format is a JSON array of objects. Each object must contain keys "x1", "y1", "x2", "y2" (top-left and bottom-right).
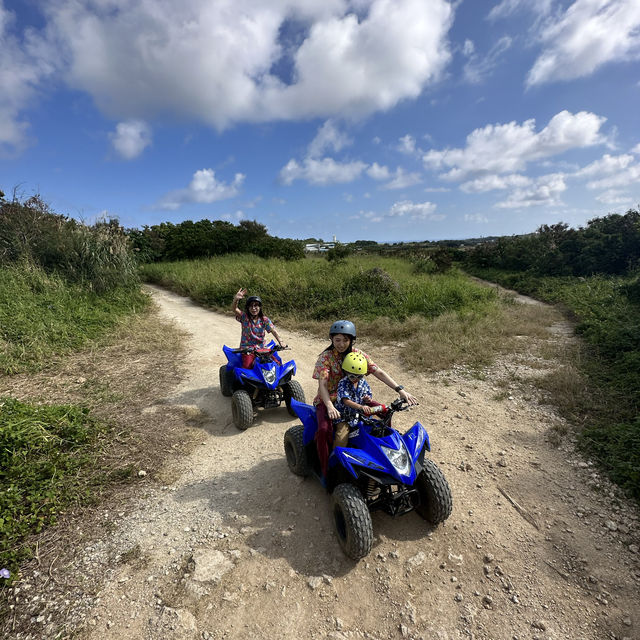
[
  {"x1": 415, "y1": 458, "x2": 453, "y2": 525},
  {"x1": 219, "y1": 365, "x2": 233, "y2": 397},
  {"x1": 284, "y1": 380, "x2": 305, "y2": 416},
  {"x1": 331, "y1": 483, "x2": 373, "y2": 560},
  {"x1": 283, "y1": 424, "x2": 309, "y2": 476},
  {"x1": 232, "y1": 389, "x2": 254, "y2": 430}
]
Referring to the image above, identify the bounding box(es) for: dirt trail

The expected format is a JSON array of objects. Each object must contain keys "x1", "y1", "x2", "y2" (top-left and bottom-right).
[{"x1": 18, "y1": 284, "x2": 640, "y2": 640}]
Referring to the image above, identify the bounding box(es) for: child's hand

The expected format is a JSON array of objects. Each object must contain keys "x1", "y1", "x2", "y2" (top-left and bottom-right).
[
  {"x1": 363, "y1": 395, "x2": 372, "y2": 403},
  {"x1": 236, "y1": 288, "x2": 246, "y2": 299},
  {"x1": 362, "y1": 405, "x2": 373, "y2": 415}
]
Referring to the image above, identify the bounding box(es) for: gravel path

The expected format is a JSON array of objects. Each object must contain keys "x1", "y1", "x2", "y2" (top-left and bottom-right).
[{"x1": 10, "y1": 284, "x2": 640, "y2": 640}]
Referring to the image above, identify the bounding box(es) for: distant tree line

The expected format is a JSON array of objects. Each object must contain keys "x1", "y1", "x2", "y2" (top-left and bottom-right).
[
  {"x1": 127, "y1": 219, "x2": 304, "y2": 262},
  {"x1": 463, "y1": 209, "x2": 640, "y2": 277}
]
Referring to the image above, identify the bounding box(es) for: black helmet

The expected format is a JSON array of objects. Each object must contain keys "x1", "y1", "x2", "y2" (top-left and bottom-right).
[
  {"x1": 245, "y1": 296, "x2": 262, "y2": 311},
  {"x1": 329, "y1": 320, "x2": 356, "y2": 338}
]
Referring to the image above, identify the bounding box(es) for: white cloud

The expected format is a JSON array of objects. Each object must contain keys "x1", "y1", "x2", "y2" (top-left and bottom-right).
[
  {"x1": 464, "y1": 213, "x2": 489, "y2": 223},
  {"x1": 367, "y1": 162, "x2": 391, "y2": 180},
  {"x1": 398, "y1": 134, "x2": 418, "y2": 154},
  {"x1": 366, "y1": 163, "x2": 421, "y2": 189},
  {"x1": 352, "y1": 210, "x2": 383, "y2": 223},
  {"x1": 352, "y1": 200, "x2": 444, "y2": 224},
  {"x1": 495, "y1": 173, "x2": 566, "y2": 209},
  {"x1": 462, "y1": 36, "x2": 512, "y2": 84},
  {"x1": 631, "y1": 143, "x2": 640, "y2": 154},
  {"x1": 389, "y1": 199, "x2": 441, "y2": 219},
  {"x1": 586, "y1": 163, "x2": 640, "y2": 190},
  {"x1": 222, "y1": 210, "x2": 246, "y2": 222},
  {"x1": 573, "y1": 153, "x2": 634, "y2": 178},
  {"x1": 595, "y1": 189, "x2": 634, "y2": 205},
  {"x1": 0, "y1": 3, "x2": 56, "y2": 153},
  {"x1": 527, "y1": 0, "x2": 640, "y2": 87},
  {"x1": 423, "y1": 110, "x2": 607, "y2": 181},
  {"x1": 382, "y1": 167, "x2": 422, "y2": 190},
  {"x1": 28, "y1": 0, "x2": 453, "y2": 130},
  {"x1": 308, "y1": 119, "x2": 352, "y2": 158},
  {"x1": 488, "y1": 0, "x2": 553, "y2": 21},
  {"x1": 461, "y1": 173, "x2": 531, "y2": 193},
  {"x1": 279, "y1": 157, "x2": 367, "y2": 185},
  {"x1": 156, "y1": 169, "x2": 245, "y2": 210},
  {"x1": 110, "y1": 119, "x2": 151, "y2": 160}
]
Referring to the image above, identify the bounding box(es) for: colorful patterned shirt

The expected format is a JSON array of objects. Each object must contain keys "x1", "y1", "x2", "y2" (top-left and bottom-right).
[
  {"x1": 312, "y1": 347, "x2": 378, "y2": 406},
  {"x1": 335, "y1": 375, "x2": 373, "y2": 427},
  {"x1": 237, "y1": 312, "x2": 275, "y2": 348}
]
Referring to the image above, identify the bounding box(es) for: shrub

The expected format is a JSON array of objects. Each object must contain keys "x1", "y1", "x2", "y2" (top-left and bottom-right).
[
  {"x1": 0, "y1": 194, "x2": 139, "y2": 292},
  {"x1": 0, "y1": 397, "x2": 107, "y2": 569},
  {"x1": 326, "y1": 243, "x2": 351, "y2": 263}
]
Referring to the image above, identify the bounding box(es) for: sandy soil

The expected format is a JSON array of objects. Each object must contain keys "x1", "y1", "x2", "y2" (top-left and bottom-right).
[{"x1": 8, "y1": 284, "x2": 640, "y2": 640}]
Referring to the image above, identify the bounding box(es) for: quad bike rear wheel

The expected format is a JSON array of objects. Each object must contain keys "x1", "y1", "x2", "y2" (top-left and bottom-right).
[
  {"x1": 283, "y1": 424, "x2": 309, "y2": 476},
  {"x1": 283, "y1": 380, "x2": 305, "y2": 416},
  {"x1": 415, "y1": 458, "x2": 453, "y2": 525},
  {"x1": 219, "y1": 365, "x2": 233, "y2": 397},
  {"x1": 232, "y1": 389, "x2": 254, "y2": 430},
  {"x1": 331, "y1": 483, "x2": 373, "y2": 560}
]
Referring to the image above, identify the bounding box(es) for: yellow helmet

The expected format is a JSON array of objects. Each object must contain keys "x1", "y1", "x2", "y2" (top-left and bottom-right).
[{"x1": 342, "y1": 352, "x2": 367, "y2": 375}]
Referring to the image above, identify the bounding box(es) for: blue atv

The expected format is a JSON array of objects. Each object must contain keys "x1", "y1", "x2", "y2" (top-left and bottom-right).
[
  {"x1": 284, "y1": 398, "x2": 452, "y2": 559},
  {"x1": 219, "y1": 341, "x2": 305, "y2": 430}
]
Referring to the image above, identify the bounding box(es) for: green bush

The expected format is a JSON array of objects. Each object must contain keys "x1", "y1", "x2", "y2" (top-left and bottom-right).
[
  {"x1": 127, "y1": 218, "x2": 304, "y2": 262},
  {"x1": 463, "y1": 209, "x2": 640, "y2": 277},
  {"x1": 0, "y1": 397, "x2": 107, "y2": 571}
]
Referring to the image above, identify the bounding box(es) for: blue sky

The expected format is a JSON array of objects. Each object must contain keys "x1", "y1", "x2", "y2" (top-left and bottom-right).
[{"x1": 1, "y1": 0, "x2": 639, "y2": 242}]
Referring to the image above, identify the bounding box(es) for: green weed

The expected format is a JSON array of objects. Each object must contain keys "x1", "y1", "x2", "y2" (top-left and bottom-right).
[
  {"x1": 0, "y1": 263, "x2": 149, "y2": 374},
  {"x1": 0, "y1": 397, "x2": 109, "y2": 572}
]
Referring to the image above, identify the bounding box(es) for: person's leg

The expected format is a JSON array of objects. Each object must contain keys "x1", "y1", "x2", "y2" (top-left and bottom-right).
[
  {"x1": 334, "y1": 421, "x2": 349, "y2": 448},
  {"x1": 314, "y1": 403, "x2": 333, "y2": 478},
  {"x1": 241, "y1": 353, "x2": 255, "y2": 369}
]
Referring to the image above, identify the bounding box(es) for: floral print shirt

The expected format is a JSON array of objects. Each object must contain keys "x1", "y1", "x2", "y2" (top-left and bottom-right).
[
  {"x1": 335, "y1": 375, "x2": 373, "y2": 427},
  {"x1": 312, "y1": 347, "x2": 378, "y2": 405},
  {"x1": 237, "y1": 312, "x2": 275, "y2": 348}
]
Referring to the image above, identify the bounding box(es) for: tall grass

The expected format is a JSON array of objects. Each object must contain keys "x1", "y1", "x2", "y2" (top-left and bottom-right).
[
  {"x1": 141, "y1": 254, "x2": 559, "y2": 371},
  {"x1": 141, "y1": 254, "x2": 498, "y2": 320},
  {"x1": 0, "y1": 263, "x2": 149, "y2": 374},
  {"x1": 0, "y1": 195, "x2": 139, "y2": 293}
]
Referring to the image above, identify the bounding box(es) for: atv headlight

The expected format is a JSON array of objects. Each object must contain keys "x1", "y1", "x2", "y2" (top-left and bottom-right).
[
  {"x1": 381, "y1": 443, "x2": 411, "y2": 476},
  {"x1": 263, "y1": 368, "x2": 277, "y2": 384}
]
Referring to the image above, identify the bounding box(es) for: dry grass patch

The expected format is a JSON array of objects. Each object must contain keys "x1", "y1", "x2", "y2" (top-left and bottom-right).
[{"x1": 282, "y1": 299, "x2": 564, "y2": 374}]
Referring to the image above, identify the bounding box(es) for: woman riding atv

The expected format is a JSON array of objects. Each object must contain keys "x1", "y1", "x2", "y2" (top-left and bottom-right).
[{"x1": 312, "y1": 320, "x2": 417, "y2": 477}]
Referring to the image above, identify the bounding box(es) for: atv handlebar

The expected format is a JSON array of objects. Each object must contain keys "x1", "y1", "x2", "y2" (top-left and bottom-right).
[
  {"x1": 232, "y1": 345, "x2": 290, "y2": 355},
  {"x1": 347, "y1": 397, "x2": 417, "y2": 429}
]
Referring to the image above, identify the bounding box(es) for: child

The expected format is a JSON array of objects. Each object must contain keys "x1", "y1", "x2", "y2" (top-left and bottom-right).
[
  {"x1": 333, "y1": 352, "x2": 387, "y2": 448},
  {"x1": 232, "y1": 288, "x2": 285, "y2": 368}
]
